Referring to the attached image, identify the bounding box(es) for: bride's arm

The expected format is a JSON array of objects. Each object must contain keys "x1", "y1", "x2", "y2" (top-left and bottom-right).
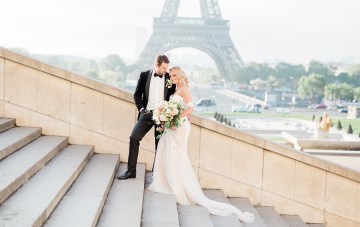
[{"x1": 180, "y1": 87, "x2": 194, "y2": 118}]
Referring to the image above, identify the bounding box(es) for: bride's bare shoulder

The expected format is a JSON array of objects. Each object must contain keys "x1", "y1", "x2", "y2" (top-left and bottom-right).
[
  {"x1": 182, "y1": 86, "x2": 190, "y2": 93},
  {"x1": 185, "y1": 86, "x2": 192, "y2": 93},
  {"x1": 178, "y1": 86, "x2": 189, "y2": 96},
  {"x1": 182, "y1": 86, "x2": 192, "y2": 99}
]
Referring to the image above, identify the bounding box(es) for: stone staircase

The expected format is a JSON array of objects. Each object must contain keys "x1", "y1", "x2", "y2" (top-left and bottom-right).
[{"x1": 0, "y1": 117, "x2": 325, "y2": 227}]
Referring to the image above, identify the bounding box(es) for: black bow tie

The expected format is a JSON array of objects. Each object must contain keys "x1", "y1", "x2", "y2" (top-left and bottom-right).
[{"x1": 154, "y1": 73, "x2": 163, "y2": 79}]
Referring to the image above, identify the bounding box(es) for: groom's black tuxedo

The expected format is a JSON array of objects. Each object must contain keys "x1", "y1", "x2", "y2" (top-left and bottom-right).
[
  {"x1": 126, "y1": 69, "x2": 176, "y2": 174},
  {"x1": 134, "y1": 69, "x2": 175, "y2": 117}
]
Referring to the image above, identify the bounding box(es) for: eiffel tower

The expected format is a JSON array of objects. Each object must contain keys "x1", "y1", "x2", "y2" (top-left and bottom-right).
[{"x1": 136, "y1": 0, "x2": 244, "y2": 79}]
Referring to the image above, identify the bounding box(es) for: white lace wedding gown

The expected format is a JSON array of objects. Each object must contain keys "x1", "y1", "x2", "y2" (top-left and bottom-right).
[{"x1": 148, "y1": 95, "x2": 255, "y2": 223}]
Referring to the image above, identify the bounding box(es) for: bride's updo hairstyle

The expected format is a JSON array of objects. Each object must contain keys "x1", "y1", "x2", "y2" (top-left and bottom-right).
[{"x1": 170, "y1": 66, "x2": 189, "y2": 86}]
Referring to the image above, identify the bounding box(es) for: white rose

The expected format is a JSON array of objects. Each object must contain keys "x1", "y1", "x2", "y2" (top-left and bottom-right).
[
  {"x1": 171, "y1": 109, "x2": 179, "y2": 115},
  {"x1": 159, "y1": 115, "x2": 167, "y2": 121}
]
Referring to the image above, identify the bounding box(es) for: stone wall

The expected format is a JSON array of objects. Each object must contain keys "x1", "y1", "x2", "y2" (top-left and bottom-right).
[{"x1": 1, "y1": 48, "x2": 359, "y2": 226}]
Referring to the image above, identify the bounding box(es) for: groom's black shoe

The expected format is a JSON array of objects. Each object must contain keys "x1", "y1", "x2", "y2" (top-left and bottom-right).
[{"x1": 116, "y1": 170, "x2": 136, "y2": 180}]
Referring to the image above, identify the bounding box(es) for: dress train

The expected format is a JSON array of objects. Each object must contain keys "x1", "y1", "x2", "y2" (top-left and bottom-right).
[{"x1": 148, "y1": 95, "x2": 254, "y2": 223}]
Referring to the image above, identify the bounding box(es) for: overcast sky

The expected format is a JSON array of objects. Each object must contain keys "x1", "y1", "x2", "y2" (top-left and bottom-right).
[{"x1": 1, "y1": 0, "x2": 359, "y2": 64}]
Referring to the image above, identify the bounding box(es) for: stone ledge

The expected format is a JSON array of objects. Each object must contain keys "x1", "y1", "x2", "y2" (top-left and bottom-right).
[
  {"x1": 1, "y1": 47, "x2": 133, "y2": 103},
  {"x1": 192, "y1": 114, "x2": 360, "y2": 183},
  {"x1": 1, "y1": 47, "x2": 360, "y2": 184}
]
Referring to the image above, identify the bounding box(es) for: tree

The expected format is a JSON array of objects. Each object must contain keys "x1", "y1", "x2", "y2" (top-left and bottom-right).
[
  {"x1": 325, "y1": 83, "x2": 353, "y2": 101},
  {"x1": 211, "y1": 74, "x2": 220, "y2": 82},
  {"x1": 251, "y1": 63, "x2": 274, "y2": 81},
  {"x1": 266, "y1": 75, "x2": 281, "y2": 91},
  {"x1": 123, "y1": 64, "x2": 139, "y2": 74},
  {"x1": 348, "y1": 64, "x2": 360, "y2": 87},
  {"x1": 219, "y1": 115, "x2": 224, "y2": 123},
  {"x1": 274, "y1": 62, "x2": 306, "y2": 90},
  {"x1": 307, "y1": 60, "x2": 335, "y2": 83},
  {"x1": 335, "y1": 72, "x2": 352, "y2": 84},
  {"x1": 216, "y1": 113, "x2": 221, "y2": 122},
  {"x1": 347, "y1": 124, "x2": 353, "y2": 134},
  {"x1": 338, "y1": 83, "x2": 354, "y2": 101},
  {"x1": 325, "y1": 84, "x2": 340, "y2": 101},
  {"x1": 337, "y1": 121, "x2": 342, "y2": 130},
  {"x1": 70, "y1": 61, "x2": 82, "y2": 72},
  {"x1": 86, "y1": 71, "x2": 100, "y2": 80},
  {"x1": 9, "y1": 47, "x2": 30, "y2": 56},
  {"x1": 232, "y1": 62, "x2": 274, "y2": 85},
  {"x1": 100, "y1": 54, "x2": 126, "y2": 72},
  {"x1": 233, "y1": 67, "x2": 256, "y2": 84},
  {"x1": 297, "y1": 74, "x2": 326, "y2": 103},
  {"x1": 354, "y1": 87, "x2": 360, "y2": 102},
  {"x1": 89, "y1": 60, "x2": 99, "y2": 73},
  {"x1": 99, "y1": 71, "x2": 122, "y2": 86}
]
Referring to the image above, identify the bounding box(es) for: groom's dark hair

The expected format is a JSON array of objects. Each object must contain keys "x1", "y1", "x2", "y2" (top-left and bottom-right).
[{"x1": 155, "y1": 54, "x2": 170, "y2": 66}]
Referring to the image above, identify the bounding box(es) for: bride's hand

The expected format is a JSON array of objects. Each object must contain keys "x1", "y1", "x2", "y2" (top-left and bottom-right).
[{"x1": 171, "y1": 126, "x2": 177, "y2": 131}]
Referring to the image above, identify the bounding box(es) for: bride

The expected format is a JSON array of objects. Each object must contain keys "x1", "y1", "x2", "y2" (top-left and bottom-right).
[{"x1": 148, "y1": 66, "x2": 255, "y2": 223}]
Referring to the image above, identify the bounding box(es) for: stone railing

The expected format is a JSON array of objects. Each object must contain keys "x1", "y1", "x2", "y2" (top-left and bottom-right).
[{"x1": 1, "y1": 47, "x2": 359, "y2": 226}]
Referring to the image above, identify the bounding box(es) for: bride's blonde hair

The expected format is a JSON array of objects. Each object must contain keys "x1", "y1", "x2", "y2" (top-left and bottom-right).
[{"x1": 169, "y1": 66, "x2": 189, "y2": 86}]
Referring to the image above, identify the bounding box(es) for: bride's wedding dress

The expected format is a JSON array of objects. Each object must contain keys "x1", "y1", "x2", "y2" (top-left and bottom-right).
[{"x1": 148, "y1": 95, "x2": 255, "y2": 223}]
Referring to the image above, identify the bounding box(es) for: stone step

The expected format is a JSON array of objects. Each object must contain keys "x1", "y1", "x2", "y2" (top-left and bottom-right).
[
  {"x1": 0, "y1": 127, "x2": 42, "y2": 160},
  {"x1": 203, "y1": 189, "x2": 242, "y2": 227},
  {"x1": 141, "y1": 171, "x2": 179, "y2": 227},
  {"x1": 178, "y1": 204, "x2": 214, "y2": 227},
  {"x1": 0, "y1": 136, "x2": 68, "y2": 203},
  {"x1": 0, "y1": 145, "x2": 93, "y2": 227},
  {"x1": 255, "y1": 206, "x2": 289, "y2": 227},
  {"x1": 97, "y1": 163, "x2": 145, "y2": 227},
  {"x1": 307, "y1": 224, "x2": 325, "y2": 227},
  {"x1": 44, "y1": 154, "x2": 119, "y2": 227},
  {"x1": 228, "y1": 198, "x2": 268, "y2": 227},
  {"x1": 281, "y1": 215, "x2": 308, "y2": 227},
  {"x1": 0, "y1": 118, "x2": 16, "y2": 133},
  {"x1": 97, "y1": 163, "x2": 146, "y2": 227}
]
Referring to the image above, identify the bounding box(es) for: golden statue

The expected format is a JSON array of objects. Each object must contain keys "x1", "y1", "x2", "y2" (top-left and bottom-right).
[
  {"x1": 313, "y1": 112, "x2": 332, "y2": 139},
  {"x1": 320, "y1": 112, "x2": 332, "y2": 132}
]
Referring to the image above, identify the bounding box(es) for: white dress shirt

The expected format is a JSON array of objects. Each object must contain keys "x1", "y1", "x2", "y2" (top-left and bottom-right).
[{"x1": 147, "y1": 70, "x2": 165, "y2": 111}]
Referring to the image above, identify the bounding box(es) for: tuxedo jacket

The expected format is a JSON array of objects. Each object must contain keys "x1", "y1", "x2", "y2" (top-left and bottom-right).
[{"x1": 134, "y1": 69, "x2": 176, "y2": 119}]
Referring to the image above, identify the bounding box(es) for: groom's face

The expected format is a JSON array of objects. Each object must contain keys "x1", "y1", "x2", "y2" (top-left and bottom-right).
[{"x1": 156, "y1": 62, "x2": 169, "y2": 75}]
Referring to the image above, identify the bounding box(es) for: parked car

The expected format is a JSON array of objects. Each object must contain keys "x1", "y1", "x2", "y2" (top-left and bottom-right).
[
  {"x1": 195, "y1": 98, "x2": 216, "y2": 107},
  {"x1": 326, "y1": 105, "x2": 339, "y2": 110},
  {"x1": 316, "y1": 104, "x2": 327, "y2": 109},
  {"x1": 307, "y1": 104, "x2": 317, "y2": 109},
  {"x1": 248, "y1": 104, "x2": 262, "y2": 113},
  {"x1": 308, "y1": 103, "x2": 327, "y2": 109},
  {"x1": 338, "y1": 108, "x2": 348, "y2": 113},
  {"x1": 231, "y1": 105, "x2": 247, "y2": 112}
]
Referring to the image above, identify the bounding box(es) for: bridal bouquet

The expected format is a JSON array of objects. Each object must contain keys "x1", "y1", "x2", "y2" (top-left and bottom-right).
[{"x1": 152, "y1": 100, "x2": 185, "y2": 138}]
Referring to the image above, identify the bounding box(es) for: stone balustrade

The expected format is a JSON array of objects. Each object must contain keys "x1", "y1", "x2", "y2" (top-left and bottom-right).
[{"x1": 1, "y1": 47, "x2": 359, "y2": 226}]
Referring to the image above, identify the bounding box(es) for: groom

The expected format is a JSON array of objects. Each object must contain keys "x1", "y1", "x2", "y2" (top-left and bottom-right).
[{"x1": 117, "y1": 54, "x2": 176, "y2": 180}]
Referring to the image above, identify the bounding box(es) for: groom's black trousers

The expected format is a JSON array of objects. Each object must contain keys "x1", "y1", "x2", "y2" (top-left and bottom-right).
[{"x1": 128, "y1": 111, "x2": 160, "y2": 173}]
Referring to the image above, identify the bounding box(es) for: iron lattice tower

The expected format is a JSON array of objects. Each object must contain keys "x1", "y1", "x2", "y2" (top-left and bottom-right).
[{"x1": 136, "y1": 0, "x2": 244, "y2": 79}]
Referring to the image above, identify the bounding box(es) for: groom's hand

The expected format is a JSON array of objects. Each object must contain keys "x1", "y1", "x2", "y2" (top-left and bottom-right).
[{"x1": 140, "y1": 108, "x2": 145, "y2": 115}]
